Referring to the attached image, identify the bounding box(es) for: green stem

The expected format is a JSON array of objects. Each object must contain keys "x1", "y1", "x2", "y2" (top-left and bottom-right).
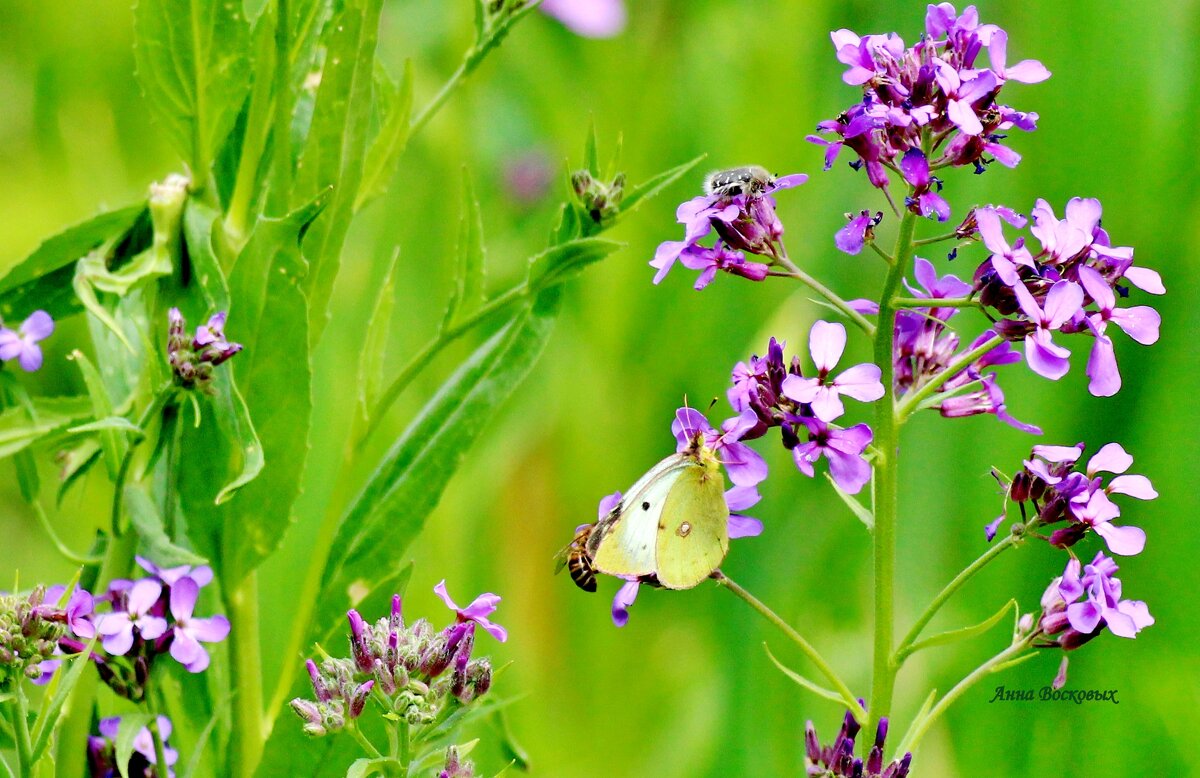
[
  {"x1": 890, "y1": 296, "x2": 978, "y2": 309},
  {"x1": 365, "y1": 284, "x2": 525, "y2": 441},
  {"x1": 894, "y1": 332, "x2": 1004, "y2": 421},
  {"x1": 398, "y1": 718, "x2": 411, "y2": 768},
  {"x1": 894, "y1": 527, "x2": 1029, "y2": 663},
  {"x1": 771, "y1": 255, "x2": 876, "y2": 338},
  {"x1": 30, "y1": 500, "x2": 101, "y2": 565},
  {"x1": 894, "y1": 636, "x2": 1034, "y2": 757},
  {"x1": 111, "y1": 386, "x2": 171, "y2": 536},
  {"x1": 715, "y1": 572, "x2": 866, "y2": 723},
  {"x1": 348, "y1": 723, "x2": 384, "y2": 759},
  {"x1": 912, "y1": 231, "x2": 960, "y2": 247},
  {"x1": 868, "y1": 241, "x2": 895, "y2": 265},
  {"x1": 144, "y1": 689, "x2": 171, "y2": 776},
  {"x1": 866, "y1": 206, "x2": 918, "y2": 737},
  {"x1": 9, "y1": 690, "x2": 33, "y2": 778},
  {"x1": 227, "y1": 571, "x2": 265, "y2": 777}
]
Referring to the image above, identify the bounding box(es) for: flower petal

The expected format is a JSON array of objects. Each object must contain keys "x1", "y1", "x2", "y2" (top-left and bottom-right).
[
  {"x1": 728, "y1": 513, "x2": 763, "y2": 539},
  {"x1": 1107, "y1": 474, "x2": 1157, "y2": 500},
  {"x1": 808, "y1": 321, "x2": 847, "y2": 372},
  {"x1": 611, "y1": 581, "x2": 640, "y2": 628},
  {"x1": 1094, "y1": 522, "x2": 1146, "y2": 557}
]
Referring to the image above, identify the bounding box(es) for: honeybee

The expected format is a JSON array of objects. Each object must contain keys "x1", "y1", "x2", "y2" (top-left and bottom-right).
[
  {"x1": 555, "y1": 524, "x2": 598, "y2": 593},
  {"x1": 703, "y1": 165, "x2": 777, "y2": 198}
]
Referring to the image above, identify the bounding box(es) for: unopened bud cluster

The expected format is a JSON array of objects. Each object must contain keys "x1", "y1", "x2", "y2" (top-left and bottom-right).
[
  {"x1": 167, "y1": 308, "x2": 242, "y2": 392},
  {"x1": 292, "y1": 595, "x2": 495, "y2": 738},
  {"x1": 805, "y1": 707, "x2": 912, "y2": 778},
  {"x1": 571, "y1": 169, "x2": 625, "y2": 232},
  {"x1": 438, "y1": 745, "x2": 476, "y2": 778},
  {"x1": 0, "y1": 587, "x2": 65, "y2": 688}
]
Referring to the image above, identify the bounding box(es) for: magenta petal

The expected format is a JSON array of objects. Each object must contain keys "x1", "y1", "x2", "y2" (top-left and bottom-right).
[
  {"x1": 1042, "y1": 281, "x2": 1084, "y2": 329},
  {"x1": 128, "y1": 579, "x2": 164, "y2": 615},
  {"x1": 170, "y1": 629, "x2": 209, "y2": 672},
  {"x1": 984, "y1": 515, "x2": 1005, "y2": 542},
  {"x1": 477, "y1": 618, "x2": 508, "y2": 643},
  {"x1": 21, "y1": 310, "x2": 54, "y2": 340},
  {"x1": 1087, "y1": 442, "x2": 1132, "y2": 476},
  {"x1": 1110, "y1": 306, "x2": 1160, "y2": 345},
  {"x1": 1066, "y1": 600, "x2": 1102, "y2": 634},
  {"x1": 834, "y1": 363, "x2": 884, "y2": 401},
  {"x1": 1005, "y1": 59, "x2": 1051, "y2": 83},
  {"x1": 0, "y1": 329, "x2": 21, "y2": 361},
  {"x1": 169, "y1": 577, "x2": 199, "y2": 622},
  {"x1": 1094, "y1": 522, "x2": 1146, "y2": 556},
  {"x1": 808, "y1": 321, "x2": 847, "y2": 371},
  {"x1": 1122, "y1": 266, "x2": 1165, "y2": 294},
  {"x1": 137, "y1": 616, "x2": 169, "y2": 641},
  {"x1": 432, "y1": 580, "x2": 459, "y2": 612},
  {"x1": 611, "y1": 581, "x2": 639, "y2": 628},
  {"x1": 1108, "y1": 474, "x2": 1157, "y2": 500},
  {"x1": 1025, "y1": 331, "x2": 1071, "y2": 380},
  {"x1": 1032, "y1": 444, "x2": 1084, "y2": 464},
  {"x1": 540, "y1": 0, "x2": 626, "y2": 38},
  {"x1": 826, "y1": 449, "x2": 871, "y2": 494},
  {"x1": 460, "y1": 593, "x2": 501, "y2": 621},
  {"x1": 1086, "y1": 335, "x2": 1121, "y2": 397},
  {"x1": 724, "y1": 485, "x2": 761, "y2": 512},
  {"x1": 809, "y1": 388, "x2": 845, "y2": 423},
  {"x1": 781, "y1": 374, "x2": 820, "y2": 404},
  {"x1": 728, "y1": 514, "x2": 763, "y2": 539},
  {"x1": 947, "y1": 99, "x2": 983, "y2": 135},
  {"x1": 722, "y1": 442, "x2": 768, "y2": 488},
  {"x1": 187, "y1": 615, "x2": 230, "y2": 643}
]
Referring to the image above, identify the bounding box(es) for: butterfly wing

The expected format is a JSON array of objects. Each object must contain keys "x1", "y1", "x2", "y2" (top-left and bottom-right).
[
  {"x1": 587, "y1": 454, "x2": 691, "y2": 579},
  {"x1": 654, "y1": 464, "x2": 729, "y2": 589}
]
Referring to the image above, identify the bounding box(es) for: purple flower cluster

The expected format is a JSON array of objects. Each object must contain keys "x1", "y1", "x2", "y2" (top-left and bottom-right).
[
  {"x1": 651, "y1": 173, "x2": 807, "y2": 289},
  {"x1": 293, "y1": 583, "x2": 504, "y2": 738},
  {"x1": 540, "y1": 0, "x2": 626, "y2": 38},
  {"x1": 999, "y1": 442, "x2": 1155, "y2": 555},
  {"x1": 167, "y1": 308, "x2": 243, "y2": 391},
  {"x1": 0, "y1": 310, "x2": 54, "y2": 372},
  {"x1": 34, "y1": 558, "x2": 229, "y2": 700},
  {"x1": 805, "y1": 707, "x2": 912, "y2": 778},
  {"x1": 1036, "y1": 551, "x2": 1153, "y2": 651},
  {"x1": 87, "y1": 715, "x2": 177, "y2": 778},
  {"x1": 729, "y1": 323, "x2": 883, "y2": 495},
  {"x1": 968, "y1": 198, "x2": 1163, "y2": 396},
  {"x1": 810, "y1": 4, "x2": 1048, "y2": 217}
]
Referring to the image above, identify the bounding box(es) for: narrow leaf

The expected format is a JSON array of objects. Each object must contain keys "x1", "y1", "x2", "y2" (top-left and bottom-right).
[
  {"x1": 356, "y1": 248, "x2": 400, "y2": 428},
  {"x1": 763, "y1": 643, "x2": 847, "y2": 706},
  {"x1": 825, "y1": 473, "x2": 875, "y2": 531},
  {"x1": 28, "y1": 642, "x2": 97, "y2": 762},
  {"x1": 583, "y1": 118, "x2": 599, "y2": 177},
  {"x1": 527, "y1": 237, "x2": 623, "y2": 293},
  {"x1": 903, "y1": 599, "x2": 1018, "y2": 659},
  {"x1": 442, "y1": 169, "x2": 487, "y2": 330},
  {"x1": 346, "y1": 758, "x2": 395, "y2": 778},
  {"x1": 67, "y1": 418, "x2": 142, "y2": 436},
  {"x1": 355, "y1": 58, "x2": 415, "y2": 210},
  {"x1": 133, "y1": 0, "x2": 252, "y2": 174},
  {"x1": 619, "y1": 154, "x2": 706, "y2": 214},
  {"x1": 125, "y1": 485, "x2": 209, "y2": 568},
  {"x1": 0, "y1": 204, "x2": 144, "y2": 322},
  {"x1": 68, "y1": 351, "x2": 128, "y2": 480},
  {"x1": 315, "y1": 290, "x2": 562, "y2": 631},
  {"x1": 114, "y1": 713, "x2": 155, "y2": 778},
  {"x1": 0, "y1": 397, "x2": 92, "y2": 459}
]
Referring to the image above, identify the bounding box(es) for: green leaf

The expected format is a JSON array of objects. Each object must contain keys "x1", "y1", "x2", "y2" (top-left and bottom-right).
[
  {"x1": 763, "y1": 643, "x2": 847, "y2": 707},
  {"x1": 293, "y1": 0, "x2": 384, "y2": 344},
  {"x1": 619, "y1": 154, "x2": 706, "y2": 215},
  {"x1": 824, "y1": 473, "x2": 875, "y2": 531},
  {"x1": 583, "y1": 118, "x2": 599, "y2": 177},
  {"x1": 526, "y1": 237, "x2": 623, "y2": 293},
  {"x1": 68, "y1": 350, "x2": 128, "y2": 480},
  {"x1": 442, "y1": 169, "x2": 488, "y2": 330},
  {"x1": 28, "y1": 641, "x2": 98, "y2": 763},
  {"x1": 125, "y1": 484, "x2": 209, "y2": 568},
  {"x1": 346, "y1": 758, "x2": 396, "y2": 778},
  {"x1": 133, "y1": 0, "x2": 252, "y2": 175},
  {"x1": 315, "y1": 290, "x2": 562, "y2": 634},
  {"x1": 183, "y1": 201, "x2": 232, "y2": 311},
  {"x1": 114, "y1": 713, "x2": 155, "y2": 778},
  {"x1": 356, "y1": 249, "x2": 399, "y2": 429},
  {"x1": 901, "y1": 599, "x2": 1018, "y2": 660},
  {"x1": 0, "y1": 396, "x2": 92, "y2": 459},
  {"x1": 0, "y1": 204, "x2": 145, "y2": 322},
  {"x1": 67, "y1": 417, "x2": 142, "y2": 435},
  {"x1": 355, "y1": 58, "x2": 414, "y2": 210}
]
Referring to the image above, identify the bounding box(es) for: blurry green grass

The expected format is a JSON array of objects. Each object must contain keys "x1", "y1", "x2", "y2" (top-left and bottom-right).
[{"x1": 2, "y1": 1, "x2": 1197, "y2": 774}]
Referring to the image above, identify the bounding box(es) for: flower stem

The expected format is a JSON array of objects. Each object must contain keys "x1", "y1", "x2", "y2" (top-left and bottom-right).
[
  {"x1": 894, "y1": 332, "x2": 1004, "y2": 421},
  {"x1": 348, "y1": 723, "x2": 384, "y2": 760},
  {"x1": 893, "y1": 636, "x2": 1035, "y2": 757},
  {"x1": 771, "y1": 254, "x2": 876, "y2": 337},
  {"x1": 144, "y1": 689, "x2": 170, "y2": 776},
  {"x1": 867, "y1": 206, "x2": 919, "y2": 737},
  {"x1": 8, "y1": 689, "x2": 33, "y2": 778},
  {"x1": 912, "y1": 231, "x2": 960, "y2": 247},
  {"x1": 227, "y1": 571, "x2": 266, "y2": 777},
  {"x1": 714, "y1": 572, "x2": 867, "y2": 722},
  {"x1": 890, "y1": 296, "x2": 979, "y2": 309},
  {"x1": 893, "y1": 528, "x2": 1027, "y2": 663}
]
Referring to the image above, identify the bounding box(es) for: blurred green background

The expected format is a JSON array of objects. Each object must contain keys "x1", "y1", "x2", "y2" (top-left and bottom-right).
[{"x1": 2, "y1": 0, "x2": 1197, "y2": 774}]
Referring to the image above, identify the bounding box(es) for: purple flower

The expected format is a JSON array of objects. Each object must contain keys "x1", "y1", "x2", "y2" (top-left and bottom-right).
[
  {"x1": 903, "y1": 258, "x2": 973, "y2": 318},
  {"x1": 136, "y1": 555, "x2": 214, "y2": 589},
  {"x1": 899, "y1": 149, "x2": 950, "y2": 221},
  {"x1": 1086, "y1": 442, "x2": 1158, "y2": 502},
  {"x1": 167, "y1": 577, "x2": 230, "y2": 673},
  {"x1": 674, "y1": 243, "x2": 770, "y2": 290},
  {"x1": 1012, "y1": 281, "x2": 1083, "y2": 380},
  {"x1": 434, "y1": 580, "x2": 508, "y2": 642},
  {"x1": 1077, "y1": 265, "x2": 1160, "y2": 397},
  {"x1": 540, "y1": 0, "x2": 626, "y2": 38},
  {"x1": 986, "y1": 30, "x2": 1051, "y2": 84},
  {"x1": 835, "y1": 210, "x2": 882, "y2": 255},
  {"x1": 1057, "y1": 552, "x2": 1153, "y2": 640},
  {"x1": 935, "y1": 63, "x2": 997, "y2": 137},
  {"x1": 0, "y1": 310, "x2": 54, "y2": 372},
  {"x1": 938, "y1": 370, "x2": 1041, "y2": 435},
  {"x1": 610, "y1": 580, "x2": 640, "y2": 628},
  {"x1": 672, "y1": 407, "x2": 768, "y2": 487},
  {"x1": 725, "y1": 485, "x2": 764, "y2": 540},
  {"x1": 790, "y1": 417, "x2": 873, "y2": 495},
  {"x1": 95, "y1": 579, "x2": 169, "y2": 656},
  {"x1": 95, "y1": 716, "x2": 178, "y2": 775},
  {"x1": 781, "y1": 321, "x2": 884, "y2": 422},
  {"x1": 976, "y1": 207, "x2": 1036, "y2": 285},
  {"x1": 167, "y1": 308, "x2": 243, "y2": 390}
]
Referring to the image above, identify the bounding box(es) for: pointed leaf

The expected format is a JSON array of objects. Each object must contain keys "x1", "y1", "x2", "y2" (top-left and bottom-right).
[
  {"x1": 0, "y1": 397, "x2": 92, "y2": 459},
  {"x1": 355, "y1": 58, "x2": 415, "y2": 210},
  {"x1": 315, "y1": 290, "x2": 562, "y2": 630},
  {"x1": 125, "y1": 485, "x2": 209, "y2": 568},
  {"x1": 825, "y1": 473, "x2": 875, "y2": 531},
  {"x1": 357, "y1": 248, "x2": 399, "y2": 429},
  {"x1": 527, "y1": 237, "x2": 623, "y2": 293},
  {"x1": 133, "y1": 0, "x2": 252, "y2": 175},
  {"x1": 69, "y1": 351, "x2": 128, "y2": 480},
  {"x1": 583, "y1": 119, "x2": 599, "y2": 177},
  {"x1": 901, "y1": 599, "x2": 1018, "y2": 659},
  {"x1": 114, "y1": 713, "x2": 154, "y2": 778},
  {"x1": 619, "y1": 154, "x2": 706, "y2": 214},
  {"x1": 763, "y1": 643, "x2": 847, "y2": 707}
]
